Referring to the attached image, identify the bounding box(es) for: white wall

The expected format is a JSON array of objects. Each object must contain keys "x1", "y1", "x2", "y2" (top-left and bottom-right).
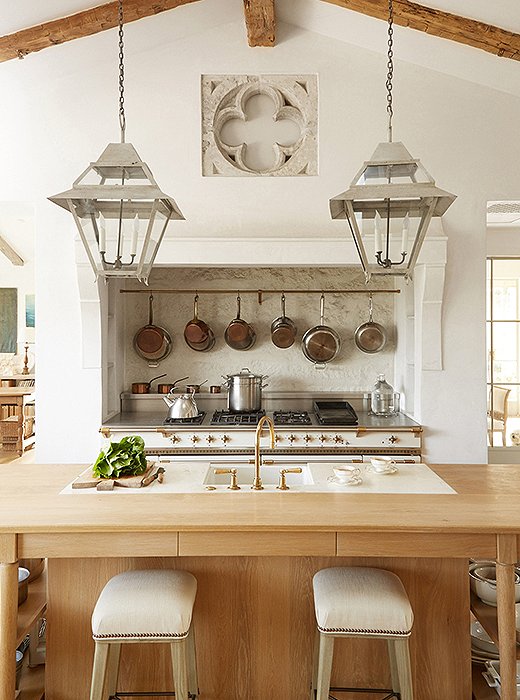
[{"x1": 0, "y1": 0, "x2": 519, "y2": 462}]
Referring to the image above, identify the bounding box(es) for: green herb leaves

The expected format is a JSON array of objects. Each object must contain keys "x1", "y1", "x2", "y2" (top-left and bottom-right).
[{"x1": 92, "y1": 435, "x2": 147, "y2": 479}]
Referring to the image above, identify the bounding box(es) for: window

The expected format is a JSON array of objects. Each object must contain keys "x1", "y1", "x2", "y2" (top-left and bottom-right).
[{"x1": 487, "y1": 258, "x2": 520, "y2": 446}]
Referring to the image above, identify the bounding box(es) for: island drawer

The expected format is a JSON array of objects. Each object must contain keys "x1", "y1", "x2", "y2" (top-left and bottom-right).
[
  {"x1": 337, "y1": 532, "x2": 497, "y2": 558},
  {"x1": 178, "y1": 531, "x2": 336, "y2": 556}
]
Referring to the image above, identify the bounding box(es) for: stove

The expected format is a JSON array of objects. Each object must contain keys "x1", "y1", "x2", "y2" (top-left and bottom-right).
[
  {"x1": 211, "y1": 410, "x2": 265, "y2": 425},
  {"x1": 164, "y1": 412, "x2": 206, "y2": 426},
  {"x1": 273, "y1": 410, "x2": 312, "y2": 426},
  {"x1": 112, "y1": 392, "x2": 422, "y2": 459}
]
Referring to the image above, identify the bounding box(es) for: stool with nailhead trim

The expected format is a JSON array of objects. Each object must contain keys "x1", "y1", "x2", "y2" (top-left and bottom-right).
[
  {"x1": 89, "y1": 569, "x2": 198, "y2": 700},
  {"x1": 311, "y1": 567, "x2": 414, "y2": 700}
]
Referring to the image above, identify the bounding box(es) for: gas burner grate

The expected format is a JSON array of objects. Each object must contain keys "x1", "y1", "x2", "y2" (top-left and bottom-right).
[
  {"x1": 273, "y1": 410, "x2": 312, "y2": 426},
  {"x1": 164, "y1": 412, "x2": 206, "y2": 426},
  {"x1": 211, "y1": 410, "x2": 265, "y2": 425}
]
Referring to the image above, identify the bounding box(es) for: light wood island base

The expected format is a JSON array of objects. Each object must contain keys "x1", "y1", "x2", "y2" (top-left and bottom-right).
[
  {"x1": 47, "y1": 556, "x2": 470, "y2": 700},
  {"x1": 2, "y1": 464, "x2": 520, "y2": 700}
]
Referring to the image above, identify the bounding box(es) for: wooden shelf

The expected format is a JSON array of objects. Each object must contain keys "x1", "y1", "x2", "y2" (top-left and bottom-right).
[
  {"x1": 17, "y1": 659, "x2": 44, "y2": 700},
  {"x1": 470, "y1": 590, "x2": 520, "y2": 659},
  {"x1": 16, "y1": 569, "x2": 47, "y2": 647},
  {"x1": 472, "y1": 663, "x2": 497, "y2": 700}
]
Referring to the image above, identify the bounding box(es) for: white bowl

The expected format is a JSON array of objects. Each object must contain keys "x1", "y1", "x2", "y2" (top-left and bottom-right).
[{"x1": 470, "y1": 561, "x2": 520, "y2": 606}]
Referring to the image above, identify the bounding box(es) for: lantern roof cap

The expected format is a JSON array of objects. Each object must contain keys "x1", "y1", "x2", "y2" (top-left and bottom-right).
[{"x1": 48, "y1": 142, "x2": 184, "y2": 220}]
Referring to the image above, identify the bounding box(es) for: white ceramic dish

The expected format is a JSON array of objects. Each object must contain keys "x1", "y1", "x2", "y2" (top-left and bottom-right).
[
  {"x1": 332, "y1": 466, "x2": 362, "y2": 483},
  {"x1": 471, "y1": 621, "x2": 499, "y2": 655},
  {"x1": 469, "y1": 561, "x2": 520, "y2": 606}
]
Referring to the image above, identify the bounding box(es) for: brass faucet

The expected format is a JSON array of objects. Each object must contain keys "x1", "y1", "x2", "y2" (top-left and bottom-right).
[{"x1": 252, "y1": 415, "x2": 275, "y2": 490}]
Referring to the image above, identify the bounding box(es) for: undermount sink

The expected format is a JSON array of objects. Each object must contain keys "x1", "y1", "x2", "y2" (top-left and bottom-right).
[{"x1": 203, "y1": 463, "x2": 314, "y2": 487}]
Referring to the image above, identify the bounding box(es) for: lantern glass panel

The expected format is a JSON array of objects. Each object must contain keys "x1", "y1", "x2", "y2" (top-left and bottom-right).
[{"x1": 356, "y1": 162, "x2": 431, "y2": 186}]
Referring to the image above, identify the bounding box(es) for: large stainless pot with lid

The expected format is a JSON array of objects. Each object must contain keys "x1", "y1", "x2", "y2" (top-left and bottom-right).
[{"x1": 222, "y1": 368, "x2": 268, "y2": 412}]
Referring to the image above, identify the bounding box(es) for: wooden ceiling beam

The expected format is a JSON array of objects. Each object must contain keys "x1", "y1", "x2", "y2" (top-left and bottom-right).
[
  {"x1": 0, "y1": 0, "x2": 202, "y2": 63},
  {"x1": 321, "y1": 0, "x2": 520, "y2": 61},
  {"x1": 0, "y1": 235, "x2": 24, "y2": 266},
  {"x1": 243, "y1": 0, "x2": 276, "y2": 47}
]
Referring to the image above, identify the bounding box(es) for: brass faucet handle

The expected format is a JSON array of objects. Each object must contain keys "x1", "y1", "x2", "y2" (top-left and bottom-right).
[
  {"x1": 213, "y1": 468, "x2": 241, "y2": 490},
  {"x1": 276, "y1": 467, "x2": 303, "y2": 491}
]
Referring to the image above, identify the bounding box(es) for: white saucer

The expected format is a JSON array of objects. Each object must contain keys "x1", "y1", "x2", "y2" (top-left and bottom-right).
[
  {"x1": 368, "y1": 466, "x2": 399, "y2": 475},
  {"x1": 327, "y1": 475, "x2": 363, "y2": 487}
]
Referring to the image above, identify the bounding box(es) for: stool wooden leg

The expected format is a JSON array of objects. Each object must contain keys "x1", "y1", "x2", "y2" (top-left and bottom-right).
[
  {"x1": 171, "y1": 639, "x2": 189, "y2": 700},
  {"x1": 186, "y1": 626, "x2": 199, "y2": 696},
  {"x1": 387, "y1": 639, "x2": 401, "y2": 694},
  {"x1": 104, "y1": 643, "x2": 121, "y2": 698},
  {"x1": 393, "y1": 637, "x2": 413, "y2": 700},
  {"x1": 90, "y1": 642, "x2": 110, "y2": 700},
  {"x1": 316, "y1": 633, "x2": 334, "y2": 700},
  {"x1": 310, "y1": 629, "x2": 320, "y2": 700}
]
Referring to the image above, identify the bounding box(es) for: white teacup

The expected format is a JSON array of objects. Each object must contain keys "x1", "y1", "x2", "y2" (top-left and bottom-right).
[
  {"x1": 332, "y1": 466, "x2": 362, "y2": 483},
  {"x1": 369, "y1": 457, "x2": 397, "y2": 474}
]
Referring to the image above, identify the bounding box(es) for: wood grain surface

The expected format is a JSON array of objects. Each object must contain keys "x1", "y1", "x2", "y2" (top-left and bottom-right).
[{"x1": 47, "y1": 556, "x2": 470, "y2": 699}]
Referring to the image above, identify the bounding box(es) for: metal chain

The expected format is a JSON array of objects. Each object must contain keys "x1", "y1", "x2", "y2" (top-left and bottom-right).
[
  {"x1": 118, "y1": 0, "x2": 126, "y2": 143},
  {"x1": 386, "y1": 0, "x2": 394, "y2": 142}
]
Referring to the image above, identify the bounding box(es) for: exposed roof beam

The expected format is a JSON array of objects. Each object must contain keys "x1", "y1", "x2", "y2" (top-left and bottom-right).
[
  {"x1": 0, "y1": 0, "x2": 201, "y2": 63},
  {"x1": 243, "y1": 0, "x2": 276, "y2": 47},
  {"x1": 321, "y1": 0, "x2": 520, "y2": 61},
  {"x1": 0, "y1": 234, "x2": 24, "y2": 266}
]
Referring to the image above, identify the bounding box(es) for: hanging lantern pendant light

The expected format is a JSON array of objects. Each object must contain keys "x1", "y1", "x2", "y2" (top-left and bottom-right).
[
  {"x1": 49, "y1": 0, "x2": 184, "y2": 283},
  {"x1": 329, "y1": 0, "x2": 456, "y2": 280}
]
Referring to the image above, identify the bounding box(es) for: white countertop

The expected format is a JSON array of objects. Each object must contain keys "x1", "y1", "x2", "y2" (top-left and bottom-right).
[{"x1": 61, "y1": 461, "x2": 455, "y2": 495}]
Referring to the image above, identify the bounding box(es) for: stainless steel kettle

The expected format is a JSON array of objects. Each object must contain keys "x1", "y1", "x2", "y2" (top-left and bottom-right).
[{"x1": 163, "y1": 392, "x2": 199, "y2": 420}]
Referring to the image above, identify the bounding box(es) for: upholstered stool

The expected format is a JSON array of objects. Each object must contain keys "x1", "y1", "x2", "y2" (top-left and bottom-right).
[
  {"x1": 89, "y1": 569, "x2": 198, "y2": 700},
  {"x1": 311, "y1": 567, "x2": 414, "y2": 700}
]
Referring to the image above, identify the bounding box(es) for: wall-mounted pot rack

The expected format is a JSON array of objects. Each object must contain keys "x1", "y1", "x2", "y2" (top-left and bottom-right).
[{"x1": 120, "y1": 288, "x2": 400, "y2": 305}]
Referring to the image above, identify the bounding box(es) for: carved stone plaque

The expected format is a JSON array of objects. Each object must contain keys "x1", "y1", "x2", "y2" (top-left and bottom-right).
[{"x1": 201, "y1": 74, "x2": 318, "y2": 177}]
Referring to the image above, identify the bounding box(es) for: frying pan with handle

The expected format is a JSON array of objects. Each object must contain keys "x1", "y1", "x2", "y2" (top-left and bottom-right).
[
  {"x1": 225, "y1": 293, "x2": 256, "y2": 351},
  {"x1": 354, "y1": 294, "x2": 387, "y2": 354},
  {"x1": 184, "y1": 294, "x2": 215, "y2": 352},
  {"x1": 301, "y1": 294, "x2": 341, "y2": 368},
  {"x1": 271, "y1": 293, "x2": 297, "y2": 349},
  {"x1": 133, "y1": 294, "x2": 173, "y2": 367}
]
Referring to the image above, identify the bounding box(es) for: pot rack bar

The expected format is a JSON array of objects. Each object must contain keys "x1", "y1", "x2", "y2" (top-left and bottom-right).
[{"x1": 120, "y1": 288, "x2": 400, "y2": 304}]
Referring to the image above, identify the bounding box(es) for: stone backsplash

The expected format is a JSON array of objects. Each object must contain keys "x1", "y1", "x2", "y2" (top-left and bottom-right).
[{"x1": 123, "y1": 267, "x2": 396, "y2": 393}]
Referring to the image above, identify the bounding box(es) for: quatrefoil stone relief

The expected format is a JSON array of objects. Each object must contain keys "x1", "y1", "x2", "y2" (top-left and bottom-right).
[{"x1": 201, "y1": 74, "x2": 318, "y2": 177}]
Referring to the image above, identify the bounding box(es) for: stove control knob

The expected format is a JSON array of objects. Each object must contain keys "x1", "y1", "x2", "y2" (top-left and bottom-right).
[
  {"x1": 388, "y1": 435, "x2": 399, "y2": 444},
  {"x1": 221, "y1": 435, "x2": 231, "y2": 444},
  {"x1": 287, "y1": 434, "x2": 297, "y2": 445},
  {"x1": 275, "y1": 434, "x2": 282, "y2": 443},
  {"x1": 333, "y1": 435, "x2": 344, "y2": 444},
  {"x1": 191, "y1": 435, "x2": 200, "y2": 445},
  {"x1": 319, "y1": 434, "x2": 328, "y2": 444},
  {"x1": 168, "y1": 434, "x2": 180, "y2": 444},
  {"x1": 303, "y1": 434, "x2": 313, "y2": 445},
  {"x1": 206, "y1": 435, "x2": 215, "y2": 445}
]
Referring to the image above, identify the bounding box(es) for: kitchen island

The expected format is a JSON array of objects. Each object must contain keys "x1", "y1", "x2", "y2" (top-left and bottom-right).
[{"x1": 1, "y1": 464, "x2": 519, "y2": 700}]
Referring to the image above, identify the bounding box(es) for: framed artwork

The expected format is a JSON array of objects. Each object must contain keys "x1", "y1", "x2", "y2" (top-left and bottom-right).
[
  {"x1": 0, "y1": 288, "x2": 17, "y2": 353},
  {"x1": 25, "y1": 294, "x2": 35, "y2": 328}
]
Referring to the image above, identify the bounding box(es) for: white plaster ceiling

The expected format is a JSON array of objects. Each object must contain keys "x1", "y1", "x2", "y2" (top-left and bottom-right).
[{"x1": 1, "y1": 0, "x2": 519, "y2": 95}]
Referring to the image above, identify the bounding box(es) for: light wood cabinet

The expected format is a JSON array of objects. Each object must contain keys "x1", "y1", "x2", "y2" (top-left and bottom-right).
[{"x1": 0, "y1": 387, "x2": 35, "y2": 456}]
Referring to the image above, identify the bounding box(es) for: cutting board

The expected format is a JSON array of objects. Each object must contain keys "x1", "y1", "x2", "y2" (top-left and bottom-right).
[{"x1": 72, "y1": 462, "x2": 163, "y2": 491}]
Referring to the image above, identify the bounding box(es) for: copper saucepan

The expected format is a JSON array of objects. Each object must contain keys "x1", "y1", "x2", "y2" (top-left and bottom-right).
[
  {"x1": 131, "y1": 374, "x2": 167, "y2": 394},
  {"x1": 184, "y1": 295, "x2": 215, "y2": 352},
  {"x1": 157, "y1": 376, "x2": 190, "y2": 394},
  {"x1": 225, "y1": 293, "x2": 256, "y2": 351},
  {"x1": 271, "y1": 293, "x2": 297, "y2": 349},
  {"x1": 133, "y1": 294, "x2": 173, "y2": 367}
]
